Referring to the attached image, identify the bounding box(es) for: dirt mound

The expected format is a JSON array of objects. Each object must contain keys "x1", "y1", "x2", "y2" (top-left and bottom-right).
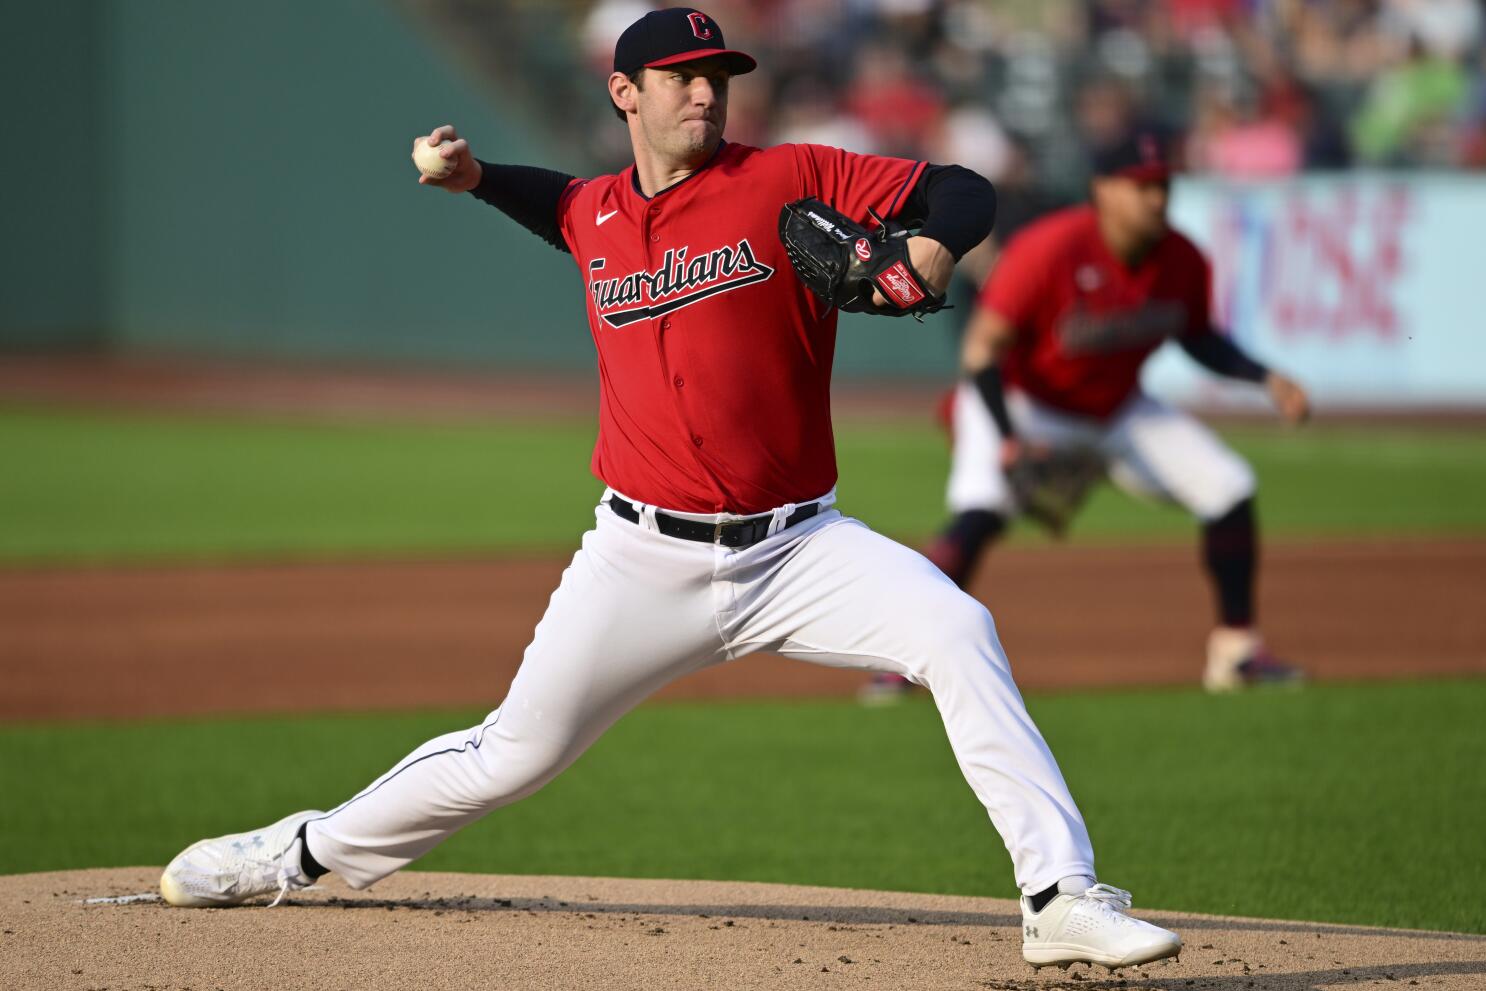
[{"x1": 3, "y1": 869, "x2": 1481, "y2": 990}]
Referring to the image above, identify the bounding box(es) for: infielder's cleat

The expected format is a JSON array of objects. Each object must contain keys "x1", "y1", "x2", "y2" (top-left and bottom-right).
[
  {"x1": 857, "y1": 672, "x2": 916, "y2": 706},
  {"x1": 160, "y1": 809, "x2": 323, "y2": 908},
  {"x1": 1231, "y1": 651, "x2": 1306, "y2": 689},
  {"x1": 1020, "y1": 883, "x2": 1181, "y2": 970},
  {"x1": 1203, "y1": 627, "x2": 1305, "y2": 693}
]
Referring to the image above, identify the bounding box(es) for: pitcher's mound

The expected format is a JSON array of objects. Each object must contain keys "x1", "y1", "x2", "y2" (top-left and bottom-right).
[{"x1": 3, "y1": 869, "x2": 1481, "y2": 989}]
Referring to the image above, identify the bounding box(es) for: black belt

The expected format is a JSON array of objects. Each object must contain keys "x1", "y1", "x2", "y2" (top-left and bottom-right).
[{"x1": 608, "y1": 496, "x2": 820, "y2": 548}]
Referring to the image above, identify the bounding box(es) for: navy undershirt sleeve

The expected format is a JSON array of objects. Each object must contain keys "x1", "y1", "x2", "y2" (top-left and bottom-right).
[
  {"x1": 469, "y1": 161, "x2": 576, "y2": 254},
  {"x1": 897, "y1": 164, "x2": 997, "y2": 260},
  {"x1": 1180, "y1": 332, "x2": 1269, "y2": 384},
  {"x1": 972, "y1": 366, "x2": 1017, "y2": 438}
]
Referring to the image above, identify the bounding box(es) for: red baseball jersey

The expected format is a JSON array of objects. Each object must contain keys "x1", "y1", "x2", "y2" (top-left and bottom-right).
[
  {"x1": 979, "y1": 204, "x2": 1215, "y2": 419},
  {"x1": 557, "y1": 141, "x2": 925, "y2": 513}
]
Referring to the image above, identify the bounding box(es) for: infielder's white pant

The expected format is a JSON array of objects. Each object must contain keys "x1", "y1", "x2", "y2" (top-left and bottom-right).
[
  {"x1": 306, "y1": 491, "x2": 1095, "y2": 894},
  {"x1": 947, "y1": 383, "x2": 1256, "y2": 521}
]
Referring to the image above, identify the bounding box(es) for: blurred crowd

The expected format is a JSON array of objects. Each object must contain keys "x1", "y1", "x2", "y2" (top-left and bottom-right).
[{"x1": 567, "y1": 0, "x2": 1486, "y2": 198}]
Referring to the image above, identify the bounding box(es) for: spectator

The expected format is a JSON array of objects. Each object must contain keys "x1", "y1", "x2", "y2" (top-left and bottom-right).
[
  {"x1": 1187, "y1": 86, "x2": 1304, "y2": 178},
  {"x1": 842, "y1": 42, "x2": 947, "y2": 158},
  {"x1": 773, "y1": 80, "x2": 879, "y2": 152},
  {"x1": 1351, "y1": 35, "x2": 1471, "y2": 164},
  {"x1": 488, "y1": 0, "x2": 1486, "y2": 181}
]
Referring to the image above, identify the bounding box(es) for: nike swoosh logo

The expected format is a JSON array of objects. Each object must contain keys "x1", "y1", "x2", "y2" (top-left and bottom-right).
[{"x1": 596, "y1": 209, "x2": 619, "y2": 226}]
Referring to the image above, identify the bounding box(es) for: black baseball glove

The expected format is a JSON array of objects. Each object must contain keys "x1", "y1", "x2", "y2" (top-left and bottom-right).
[
  {"x1": 778, "y1": 198, "x2": 948, "y2": 320},
  {"x1": 1005, "y1": 446, "x2": 1107, "y2": 538}
]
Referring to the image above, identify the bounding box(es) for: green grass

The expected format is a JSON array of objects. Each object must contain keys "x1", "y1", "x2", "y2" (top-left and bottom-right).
[
  {"x1": 2, "y1": 680, "x2": 1482, "y2": 934},
  {"x1": 3, "y1": 406, "x2": 1484, "y2": 563},
  {"x1": 0, "y1": 407, "x2": 603, "y2": 561}
]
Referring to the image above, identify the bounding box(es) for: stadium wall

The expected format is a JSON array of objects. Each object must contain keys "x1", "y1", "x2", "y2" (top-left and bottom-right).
[
  {"x1": 104, "y1": 0, "x2": 594, "y2": 368},
  {"x1": 0, "y1": 3, "x2": 109, "y2": 348},
  {"x1": 1, "y1": 0, "x2": 592, "y2": 368}
]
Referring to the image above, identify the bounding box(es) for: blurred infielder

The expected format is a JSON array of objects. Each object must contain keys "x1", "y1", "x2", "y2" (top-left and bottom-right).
[
  {"x1": 160, "y1": 8, "x2": 1181, "y2": 971},
  {"x1": 886, "y1": 134, "x2": 1310, "y2": 697}
]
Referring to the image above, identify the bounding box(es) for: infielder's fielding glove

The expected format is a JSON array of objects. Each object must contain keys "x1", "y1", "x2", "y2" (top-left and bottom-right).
[
  {"x1": 778, "y1": 198, "x2": 948, "y2": 320},
  {"x1": 1006, "y1": 446, "x2": 1107, "y2": 538}
]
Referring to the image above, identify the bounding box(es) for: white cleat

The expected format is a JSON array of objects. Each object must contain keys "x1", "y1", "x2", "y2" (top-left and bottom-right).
[
  {"x1": 1203, "y1": 627, "x2": 1305, "y2": 693},
  {"x1": 160, "y1": 810, "x2": 323, "y2": 907},
  {"x1": 1021, "y1": 883, "x2": 1181, "y2": 970}
]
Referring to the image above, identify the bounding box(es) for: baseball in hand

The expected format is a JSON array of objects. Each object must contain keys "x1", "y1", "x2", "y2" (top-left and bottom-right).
[{"x1": 413, "y1": 137, "x2": 453, "y2": 179}]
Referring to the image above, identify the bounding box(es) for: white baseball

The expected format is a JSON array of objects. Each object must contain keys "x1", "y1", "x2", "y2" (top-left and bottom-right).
[{"x1": 414, "y1": 138, "x2": 453, "y2": 179}]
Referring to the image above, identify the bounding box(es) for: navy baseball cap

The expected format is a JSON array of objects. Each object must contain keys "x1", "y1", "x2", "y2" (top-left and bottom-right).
[
  {"x1": 613, "y1": 7, "x2": 757, "y2": 77},
  {"x1": 1091, "y1": 130, "x2": 1171, "y2": 182}
]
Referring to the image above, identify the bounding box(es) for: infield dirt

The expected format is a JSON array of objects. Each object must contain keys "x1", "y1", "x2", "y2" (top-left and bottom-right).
[
  {"x1": 4, "y1": 868, "x2": 1482, "y2": 990},
  {"x1": 3, "y1": 538, "x2": 1482, "y2": 720}
]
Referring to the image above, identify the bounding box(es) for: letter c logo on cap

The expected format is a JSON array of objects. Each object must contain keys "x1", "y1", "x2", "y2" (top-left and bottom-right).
[{"x1": 688, "y1": 12, "x2": 713, "y2": 40}]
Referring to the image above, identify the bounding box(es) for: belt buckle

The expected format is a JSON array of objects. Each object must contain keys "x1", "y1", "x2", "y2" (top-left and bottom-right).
[{"x1": 713, "y1": 520, "x2": 725, "y2": 544}]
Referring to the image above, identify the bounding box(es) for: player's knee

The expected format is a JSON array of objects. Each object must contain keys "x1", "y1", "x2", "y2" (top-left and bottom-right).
[
  {"x1": 921, "y1": 591, "x2": 1002, "y2": 661},
  {"x1": 1204, "y1": 461, "x2": 1257, "y2": 521},
  {"x1": 461, "y1": 733, "x2": 572, "y2": 806}
]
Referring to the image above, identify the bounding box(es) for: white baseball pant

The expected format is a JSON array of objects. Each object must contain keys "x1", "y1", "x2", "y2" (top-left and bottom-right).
[
  {"x1": 304, "y1": 490, "x2": 1096, "y2": 895},
  {"x1": 947, "y1": 382, "x2": 1256, "y2": 521}
]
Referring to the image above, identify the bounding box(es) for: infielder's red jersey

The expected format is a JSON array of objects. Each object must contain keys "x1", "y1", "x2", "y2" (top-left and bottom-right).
[
  {"x1": 557, "y1": 141, "x2": 925, "y2": 513},
  {"x1": 980, "y1": 204, "x2": 1215, "y2": 420}
]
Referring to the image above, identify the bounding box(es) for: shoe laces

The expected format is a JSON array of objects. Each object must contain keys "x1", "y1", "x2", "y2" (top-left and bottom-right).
[
  {"x1": 1078, "y1": 883, "x2": 1135, "y2": 922},
  {"x1": 266, "y1": 861, "x2": 309, "y2": 908},
  {"x1": 227, "y1": 836, "x2": 310, "y2": 908}
]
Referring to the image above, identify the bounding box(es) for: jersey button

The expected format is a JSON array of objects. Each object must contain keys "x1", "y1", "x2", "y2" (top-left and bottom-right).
[
  {"x1": 650, "y1": 233, "x2": 660, "y2": 242},
  {"x1": 692, "y1": 434, "x2": 703, "y2": 447},
  {"x1": 661, "y1": 319, "x2": 671, "y2": 329},
  {"x1": 673, "y1": 375, "x2": 684, "y2": 389}
]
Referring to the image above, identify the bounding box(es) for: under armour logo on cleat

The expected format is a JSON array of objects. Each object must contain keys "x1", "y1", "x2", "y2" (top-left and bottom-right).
[
  {"x1": 1024, "y1": 925, "x2": 1038, "y2": 937},
  {"x1": 230, "y1": 836, "x2": 266, "y2": 854}
]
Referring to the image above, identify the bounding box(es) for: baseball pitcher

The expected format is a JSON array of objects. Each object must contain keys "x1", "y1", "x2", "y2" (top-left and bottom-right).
[{"x1": 159, "y1": 8, "x2": 1181, "y2": 972}]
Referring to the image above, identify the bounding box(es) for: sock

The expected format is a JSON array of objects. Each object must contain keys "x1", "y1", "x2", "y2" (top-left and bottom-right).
[
  {"x1": 1028, "y1": 874, "x2": 1097, "y2": 913},
  {"x1": 298, "y1": 823, "x2": 330, "y2": 880},
  {"x1": 1028, "y1": 882, "x2": 1060, "y2": 914},
  {"x1": 1057, "y1": 874, "x2": 1096, "y2": 896},
  {"x1": 1202, "y1": 497, "x2": 1257, "y2": 627},
  {"x1": 925, "y1": 509, "x2": 1007, "y2": 588}
]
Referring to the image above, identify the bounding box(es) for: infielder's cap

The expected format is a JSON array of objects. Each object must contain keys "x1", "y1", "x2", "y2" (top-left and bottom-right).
[
  {"x1": 613, "y1": 7, "x2": 757, "y2": 77},
  {"x1": 1091, "y1": 130, "x2": 1171, "y2": 183}
]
